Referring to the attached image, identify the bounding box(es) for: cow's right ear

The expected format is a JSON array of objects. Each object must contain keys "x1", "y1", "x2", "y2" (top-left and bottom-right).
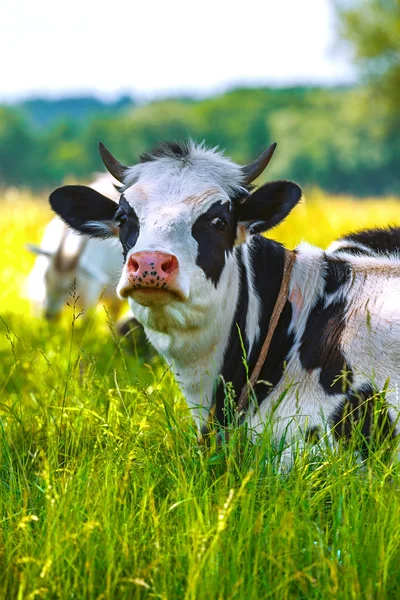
[{"x1": 49, "y1": 185, "x2": 119, "y2": 238}]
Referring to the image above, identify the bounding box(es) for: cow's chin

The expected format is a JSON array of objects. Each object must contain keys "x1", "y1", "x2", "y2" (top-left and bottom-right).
[{"x1": 118, "y1": 286, "x2": 185, "y2": 307}]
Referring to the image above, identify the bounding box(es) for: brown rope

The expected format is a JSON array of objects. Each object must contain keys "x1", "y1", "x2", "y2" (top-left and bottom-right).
[
  {"x1": 236, "y1": 249, "x2": 296, "y2": 415},
  {"x1": 200, "y1": 249, "x2": 296, "y2": 440}
]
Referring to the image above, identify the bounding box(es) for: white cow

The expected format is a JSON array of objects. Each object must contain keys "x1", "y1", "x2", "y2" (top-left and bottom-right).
[{"x1": 27, "y1": 174, "x2": 124, "y2": 319}]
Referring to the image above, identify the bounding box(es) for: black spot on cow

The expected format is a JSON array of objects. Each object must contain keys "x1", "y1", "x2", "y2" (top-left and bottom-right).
[
  {"x1": 331, "y1": 384, "x2": 396, "y2": 457},
  {"x1": 191, "y1": 201, "x2": 236, "y2": 286},
  {"x1": 324, "y1": 257, "x2": 352, "y2": 295},
  {"x1": 341, "y1": 226, "x2": 400, "y2": 255},
  {"x1": 305, "y1": 426, "x2": 320, "y2": 443},
  {"x1": 300, "y1": 298, "x2": 353, "y2": 395},
  {"x1": 117, "y1": 196, "x2": 140, "y2": 261}
]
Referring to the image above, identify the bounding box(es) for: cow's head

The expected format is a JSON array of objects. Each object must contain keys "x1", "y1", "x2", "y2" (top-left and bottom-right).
[
  {"x1": 49, "y1": 140, "x2": 301, "y2": 329},
  {"x1": 27, "y1": 227, "x2": 87, "y2": 319}
]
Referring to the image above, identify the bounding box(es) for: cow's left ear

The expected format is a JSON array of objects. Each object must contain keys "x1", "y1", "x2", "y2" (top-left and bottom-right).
[{"x1": 237, "y1": 181, "x2": 302, "y2": 235}]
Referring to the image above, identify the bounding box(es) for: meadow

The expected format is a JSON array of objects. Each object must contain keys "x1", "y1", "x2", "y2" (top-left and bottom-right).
[{"x1": 2, "y1": 188, "x2": 400, "y2": 599}]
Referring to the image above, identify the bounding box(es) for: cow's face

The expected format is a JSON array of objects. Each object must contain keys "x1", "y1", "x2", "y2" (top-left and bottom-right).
[
  {"x1": 42, "y1": 263, "x2": 76, "y2": 318},
  {"x1": 115, "y1": 179, "x2": 238, "y2": 310},
  {"x1": 50, "y1": 141, "x2": 301, "y2": 327}
]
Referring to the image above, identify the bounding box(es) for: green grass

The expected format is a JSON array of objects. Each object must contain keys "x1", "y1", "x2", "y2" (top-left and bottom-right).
[{"x1": 2, "y1": 190, "x2": 400, "y2": 599}]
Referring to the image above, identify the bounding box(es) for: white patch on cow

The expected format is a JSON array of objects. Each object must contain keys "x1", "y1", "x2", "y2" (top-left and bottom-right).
[
  {"x1": 339, "y1": 256, "x2": 400, "y2": 398},
  {"x1": 327, "y1": 239, "x2": 375, "y2": 257},
  {"x1": 85, "y1": 221, "x2": 116, "y2": 237},
  {"x1": 287, "y1": 243, "x2": 326, "y2": 339},
  {"x1": 241, "y1": 242, "x2": 261, "y2": 355},
  {"x1": 247, "y1": 354, "x2": 340, "y2": 437}
]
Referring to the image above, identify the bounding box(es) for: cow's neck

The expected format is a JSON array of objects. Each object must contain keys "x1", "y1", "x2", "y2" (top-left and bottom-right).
[
  {"x1": 135, "y1": 253, "x2": 241, "y2": 428},
  {"x1": 212, "y1": 236, "x2": 293, "y2": 425}
]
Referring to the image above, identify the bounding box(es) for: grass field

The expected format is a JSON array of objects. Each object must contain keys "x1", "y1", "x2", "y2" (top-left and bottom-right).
[{"x1": 2, "y1": 188, "x2": 400, "y2": 599}]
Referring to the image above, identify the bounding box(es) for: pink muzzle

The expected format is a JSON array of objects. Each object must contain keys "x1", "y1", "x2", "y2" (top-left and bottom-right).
[{"x1": 126, "y1": 251, "x2": 179, "y2": 292}]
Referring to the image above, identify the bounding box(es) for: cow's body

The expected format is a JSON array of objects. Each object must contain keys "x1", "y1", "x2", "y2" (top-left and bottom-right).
[
  {"x1": 27, "y1": 175, "x2": 124, "y2": 318},
  {"x1": 49, "y1": 140, "x2": 400, "y2": 464},
  {"x1": 232, "y1": 239, "x2": 400, "y2": 445}
]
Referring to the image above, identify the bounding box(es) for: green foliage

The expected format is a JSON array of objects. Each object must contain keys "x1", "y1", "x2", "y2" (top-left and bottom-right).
[
  {"x1": 2, "y1": 307, "x2": 400, "y2": 598},
  {"x1": 20, "y1": 95, "x2": 134, "y2": 129},
  {"x1": 2, "y1": 85, "x2": 400, "y2": 195},
  {"x1": 0, "y1": 107, "x2": 36, "y2": 186},
  {"x1": 337, "y1": 0, "x2": 400, "y2": 121}
]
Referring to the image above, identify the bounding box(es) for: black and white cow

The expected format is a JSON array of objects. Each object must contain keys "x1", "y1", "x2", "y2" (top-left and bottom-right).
[{"x1": 49, "y1": 140, "x2": 400, "y2": 465}]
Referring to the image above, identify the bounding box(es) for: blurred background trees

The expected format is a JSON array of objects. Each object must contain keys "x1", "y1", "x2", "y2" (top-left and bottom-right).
[
  {"x1": 1, "y1": 1, "x2": 399, "y2": 196},
  {"x1": 337, "y1": 0, "x2": 400, "y2": 122}
]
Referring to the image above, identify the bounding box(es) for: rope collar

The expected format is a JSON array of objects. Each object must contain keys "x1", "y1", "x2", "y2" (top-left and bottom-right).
[
  {"x1": 200, "y1": 248, "x2": 296, "y2": 440},
  {"x1": 236, "y1": 248, "x2": 296, "y2": 415}
]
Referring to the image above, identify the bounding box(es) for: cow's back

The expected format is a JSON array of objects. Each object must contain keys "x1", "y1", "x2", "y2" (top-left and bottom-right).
[{"x1": 341, "y1": 258, "x2": 400, "y2": 390}]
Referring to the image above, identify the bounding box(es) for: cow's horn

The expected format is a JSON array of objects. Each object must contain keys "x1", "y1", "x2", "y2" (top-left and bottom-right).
[
  {"x1": 242, "y1": 142, "x2": 277, "y2": 184},
  {"x1": 98, "y1": 142, "x2": 129, "y2": 183},
  {"x1": 26, "y1": 243, "x2": 53, "y2": 258}
]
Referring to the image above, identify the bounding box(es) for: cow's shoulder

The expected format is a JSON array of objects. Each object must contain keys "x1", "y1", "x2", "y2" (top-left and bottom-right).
[{"x1": 297, "y1": 258, "x2": 353, "y2": 395}]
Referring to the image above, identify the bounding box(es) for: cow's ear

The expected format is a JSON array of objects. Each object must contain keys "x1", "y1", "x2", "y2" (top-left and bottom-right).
[
  {"x1": 237, "y1": 181, "x2": 302, "y2": 235},
  {"x1": 49, "y1": 185, "x2": 119, "y2": 238}
]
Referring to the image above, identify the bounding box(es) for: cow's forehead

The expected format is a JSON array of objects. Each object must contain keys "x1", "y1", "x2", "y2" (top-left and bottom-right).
[
  {"x1": 119, "y1": 141, "x2": 246, "y2": 219},
  {"x1": 123, "y1": 177, "x2": 232, "y2": 223}
]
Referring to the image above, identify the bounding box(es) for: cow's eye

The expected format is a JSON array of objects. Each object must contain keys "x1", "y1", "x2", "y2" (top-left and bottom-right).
[
  {"x1": 210, "y1": 217, "x2": 228, "y2": 230},
  {"x1": 115, "y1": 208, "x2": 128, "y2": 226}
]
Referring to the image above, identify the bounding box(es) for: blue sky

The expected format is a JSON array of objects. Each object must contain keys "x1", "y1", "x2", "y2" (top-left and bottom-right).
[{"x1": 1, "y1": 0, "x2": 355, "y2": 101}]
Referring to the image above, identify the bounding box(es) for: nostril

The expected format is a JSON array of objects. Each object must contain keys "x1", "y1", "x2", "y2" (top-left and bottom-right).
[
  {"x1": 161, "y1": 258, "x2": 172, "y2": 273},
  {"x1": 161, "y1": 255, "x2": 178, "y2": 274},
  {"x1": 128, "y1": 257, "x2": 140, "y2": 273}
]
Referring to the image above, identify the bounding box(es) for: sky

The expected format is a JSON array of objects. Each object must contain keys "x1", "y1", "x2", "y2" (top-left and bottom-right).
[{"x1": 0, "y1": 0, "x2": 355, "y2": 102}]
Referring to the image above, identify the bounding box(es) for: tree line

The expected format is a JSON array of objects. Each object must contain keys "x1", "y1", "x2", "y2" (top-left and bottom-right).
[{"x1": 1, "y1": 85, "x2": 400, "y2": 196}]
